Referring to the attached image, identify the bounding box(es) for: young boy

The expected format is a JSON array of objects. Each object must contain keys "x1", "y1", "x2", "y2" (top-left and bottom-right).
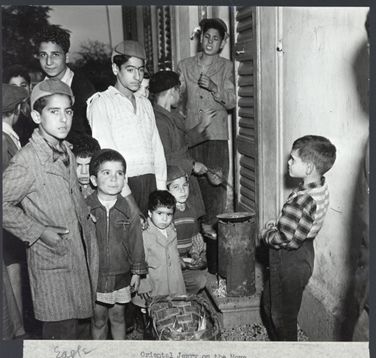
[
  {"x1": 4, "y1": 64, "x2": 37, "y2": 146},
  {"x1": 2, "y1": 78, "x2": 99, "y2": 340},
  {"x1": 86, "y1": 149, "x2": 147, "y2": 340},
  {"x1": 87, "y1": 40, "x2": 167, "y2": 215},
  {"x1": 167, "y1": 165, "x2": 207, "y2": 294},
  {"x1": 260, "y1": 135, "x2": 336, "y2": 341},
  {"x1": 35, "y1": 24, "x2": 95, "y2": 141},
  {"x1": 136, "y1": 71, "x2": 150, "y2": 98}
]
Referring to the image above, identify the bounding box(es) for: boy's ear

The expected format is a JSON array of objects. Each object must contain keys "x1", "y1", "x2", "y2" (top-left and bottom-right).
[
  {"x1": 30, "y1": 110, "x2": 41, "y2": 125},
  {"x1": 112, "y1": 63, "x2": 119, "y2": 76},
  {"x1": 219, "y1": 39, "x2": 226, "y2": 50},
  {"x1": 65, "y1": 53, "x2": 69, "y2": 64},
  {"x1": 147, "y1": 210, "x2": 152, "y2": 218},
  {"x1": 306, "y1": 161, "x2": 314, "y2": 175},
  {"x1": 90, "y1": 175, "x2": 98, "y2": 187}
]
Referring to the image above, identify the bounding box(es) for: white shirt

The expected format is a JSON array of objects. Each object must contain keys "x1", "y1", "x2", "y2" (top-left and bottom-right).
[{"x1": 2, "y1": 122, "x2": 21, "y2": 150}]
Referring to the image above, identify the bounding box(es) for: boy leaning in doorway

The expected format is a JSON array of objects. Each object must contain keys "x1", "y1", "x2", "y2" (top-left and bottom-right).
[
  {"x1": 2, "y1": 78, "x2": 99, "y2": 339},
  {"x1": 260, "y1": 135, "x2": 336, "y2": 341}
]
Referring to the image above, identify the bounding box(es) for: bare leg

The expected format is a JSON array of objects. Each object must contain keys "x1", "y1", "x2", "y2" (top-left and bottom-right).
[
  {"x1": 92, "y1": 302, "x2": 109, "y2": 340},
  {"x1": 108, "y1": 303, "x2": 126, "y2": 340}
]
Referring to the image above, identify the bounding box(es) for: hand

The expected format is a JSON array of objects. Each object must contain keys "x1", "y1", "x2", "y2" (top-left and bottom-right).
[
  {"x1": 40, "y1": 226, "x2": 69, "y2": 247},
  {"x1": 130, "y1": 274, "x2": 141, "y2": 292},
  {"x1": 180, "y1": 257, "x2": 186, "y2": 270},
  {"x1": 198, "y1": 74, "x2": 218, "y2": 93},
  {"x1": 140, "y1": 292, "x2": 151, "y2": 302},
  {"x1": 193, "y1": 161, "x2": 208, "y2": 175},
  {"x1": 140, "y1": 213, "x2": 149, "y2": 230}
]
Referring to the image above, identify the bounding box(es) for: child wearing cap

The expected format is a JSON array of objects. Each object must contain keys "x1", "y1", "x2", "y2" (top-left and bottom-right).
[
  {"x1": 4, "y1": 64, "x2": 37, "y2": 146},
  {"x1": 87, "y1": 40, "x2": 167, "y2": 216},
  {"x1": 167, "y1": 165, "x2": 207, "y2": 295},
  {"x1": 2, "y1": 78, "x2": 99, "y2": 339},
  {"x1": 35, "y1": 25, "x2": 95, "y2": 142},
  {"x1": 260, "y1": 135, "x2": 336, "y2": 340},
  {"x1": 177, "y1": 18, "x2": 236, "y2": 238},
  {"x1": 149, "y1": 70, "x2": 209, "y2": 218},
  {"x1": 2, "y1": 83, "x2": 29, "y2": 338}
]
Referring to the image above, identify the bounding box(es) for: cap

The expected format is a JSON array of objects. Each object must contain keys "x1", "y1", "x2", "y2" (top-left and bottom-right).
[
  {"x1": 149, "y1": 70, "x2": 180, "y2": 94},
  {"x1": 2, "y1": 84, "x2": 29, "y2": 113},
  {"x1": 30, "y1": 78, "x2": 74, "y2": 110},
  {"x1": 111, "y1": 40, "x2": 146, "y2": 62},
  {"x1": 199, "y1": 18, "x2": 228, "y2": 35},
  {"x1": 167, "y1": 165, "x2": 188, "y2": 184}
]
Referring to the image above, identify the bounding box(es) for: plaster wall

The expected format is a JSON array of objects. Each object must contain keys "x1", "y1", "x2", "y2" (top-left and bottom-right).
[{"x1": 279, "y1": 7, "x2": 369, "y2": 339}]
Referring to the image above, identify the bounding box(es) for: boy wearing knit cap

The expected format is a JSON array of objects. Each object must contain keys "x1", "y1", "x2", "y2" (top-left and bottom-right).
[
  {"x1": 3, "y1": 78, "x2": 99, "y2": 339},
  {"x1": 87, "y1": 40, "x2": 167, "y2": 216}
]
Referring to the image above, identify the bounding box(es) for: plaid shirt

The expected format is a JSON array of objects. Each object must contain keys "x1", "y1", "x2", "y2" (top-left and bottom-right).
[{"x1": 263, "y1": 177, "x2": 329, "y2": 250}]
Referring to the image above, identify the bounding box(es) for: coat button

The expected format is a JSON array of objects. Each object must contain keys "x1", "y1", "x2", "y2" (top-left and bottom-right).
[{"x1": 200, "y1": 95, "x2": 203, "y2": 99}]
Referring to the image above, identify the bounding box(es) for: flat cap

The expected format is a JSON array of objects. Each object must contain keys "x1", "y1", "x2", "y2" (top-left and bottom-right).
[
  {"x1": 199, "y1": 18, "x2": 228, "y2": 35},
  {"x1": 31, "y1": 78, "x2": 74, "y2": 110},
  {"x1": 167, "y1": 165, "x2": 188, "y2": 184},
  {"x1": 149, "y1": 70, "x2": 180, "y2": 94},
  {"x1": 111, "y1": 40, "x2": 146, "y2": 62},
  {"x1": 2, "y1": 84, "x2": 29, "y2": 113}
]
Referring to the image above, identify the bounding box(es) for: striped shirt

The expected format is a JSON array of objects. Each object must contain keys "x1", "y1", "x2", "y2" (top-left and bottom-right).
[{"x1": 264, "y1": 177, "x2": 329, "y2": 250}]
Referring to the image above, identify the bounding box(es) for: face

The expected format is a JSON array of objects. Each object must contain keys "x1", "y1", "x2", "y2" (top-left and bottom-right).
[
  {"x1": 113, "y1": 57, "x2": 145, "y2": 94},
  {"x1": 38, "y1": 41, "x2": 68, "y2": 79},
  {"x1": 76, "y1": 156, "x2": 91, "y2": 185},
  {"x1": 201, "y1": 28, "x2": 225, "y2": 56},
  {"x1": 137, "y1": 78, "x2": 150, "y2": 98},
  {"x1": 288, "y1": 150, "x2": 309, "y2": 178},
  {"x1": 9, "y1": 76, "x2": 31, "y2": 95},
  {"x1": 149, "y1": 206, "x2": 174, "y2": 230},
  {"x1": 31, "y1": 94, "x2": 73, "y2": 145},
  {"x1": 168, "y1": 176, "x2": 189, "y2": 204},
  {"x1": 90, "y1": 161, "x2": 125, "y2": 199},
  {"x1": 170, "y1": 86, "x2": 181, "y2": 108}
]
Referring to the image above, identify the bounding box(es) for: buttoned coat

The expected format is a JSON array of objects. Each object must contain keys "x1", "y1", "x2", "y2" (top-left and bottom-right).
[
  {"x1": 2, "y1": 129, "x2": 99, "y2": 321},
  {"x1": 142, "y1": 219, "x2": 186, "y2": 296}
]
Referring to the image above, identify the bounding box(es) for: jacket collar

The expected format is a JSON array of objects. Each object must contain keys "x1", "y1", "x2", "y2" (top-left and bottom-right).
[
  {"x1": 146, "y1": 217, "x2": 176, "y2": 247},
  {"x1": 87, "y1": 192, "x2": 131, "y2": 218}
]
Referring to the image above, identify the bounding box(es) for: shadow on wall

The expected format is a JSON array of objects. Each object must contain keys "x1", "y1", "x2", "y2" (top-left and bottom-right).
[{"x1": 339, "y1": 39, "x2": 369, "y2": 340}]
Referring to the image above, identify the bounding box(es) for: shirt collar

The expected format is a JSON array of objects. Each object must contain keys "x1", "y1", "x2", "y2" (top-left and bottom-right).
[
  {"x1": 297, "y1": 177, "x2": 326, "y2": 191},
  {"x1": 44, "y1": 67, "x2": 74, "y2": 87},
  {"x1": 2, "y1": 122, "x2": 21, "y2": 149}
]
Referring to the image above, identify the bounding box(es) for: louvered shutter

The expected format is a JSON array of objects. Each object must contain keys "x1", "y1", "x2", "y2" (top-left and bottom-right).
[{"x1": 234, "y1": 7, "x2": 258, "y2": 215}]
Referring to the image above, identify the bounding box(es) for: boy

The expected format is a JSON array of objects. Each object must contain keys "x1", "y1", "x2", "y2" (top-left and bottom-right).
[
  {"x1": 35, "y1": 25, "x2": 95, "y2": 141},
  {"x1": 4, "y1": 64, "x2": 37, "y2": 146},
  {"x1": 167, "y1": 165, "x2": 207, "y2": 294},
  {"x1": 2, "y1": 78, "x2": 99, "y2": 340},
  {"x1": 260, "y1": 135, "x2": 336, "y2": 341},
  {"x1": 87, "y1": 40, "x2": 167, "y2": 215},
  {"x1": 86, "y1": 149, "x2": 147, "y2": 339},
  {"x1": 136, "y1": 71, "x2": 150, "y2": 98},
  {"x1": 2, "y1": 83, "x2": 29, "y2": 338}
]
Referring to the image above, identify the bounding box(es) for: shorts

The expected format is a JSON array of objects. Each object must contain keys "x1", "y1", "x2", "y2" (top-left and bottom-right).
[{"x1": 96, "y1": 285, "x2": 131, "y2": 305}]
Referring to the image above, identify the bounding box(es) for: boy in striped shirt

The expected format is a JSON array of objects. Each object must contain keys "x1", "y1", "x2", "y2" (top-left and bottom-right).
[{"x1": 260, "y1": 135, "x2": 336, "y2": 341}]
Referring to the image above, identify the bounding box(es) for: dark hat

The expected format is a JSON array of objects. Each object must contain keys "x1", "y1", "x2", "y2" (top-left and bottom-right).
[
  {"x1": 199, "y1": 18, "x2": 228, "y2": 35},
  {"x1": 2, "y1": 84, "x2": 29, "y2": 113},
  {"x1": 31, "y1": 78, "x2": 74, "y2": 109},
  {"x1": 111, "y1": 40, "x2": 146, "y2": 62},
  {"x1": 149, "y1": 71, "x2": 180, "y2": 94},
  {"x1": 167, "y1": 165, "x2": 188, "y2": 184}
]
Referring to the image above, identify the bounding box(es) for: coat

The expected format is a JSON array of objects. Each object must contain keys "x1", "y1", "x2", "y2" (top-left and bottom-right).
[
  {"x1": 142, "y1": 218, "x2": 186, "y2": 296},
  {"x1": 2, "y1": 131, "x2": 19, "y2": 170},
  {"x1": 86, "y1": 193, "x2": 147, "y2": 292},
  {"x1": 2, "y1": 129, "x2": 99, "y2": 321}
]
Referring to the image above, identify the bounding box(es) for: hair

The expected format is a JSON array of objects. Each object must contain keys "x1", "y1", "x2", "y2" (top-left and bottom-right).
[
  {"x1": 36, "y1": 25, "x2": 71, "y2": 53},
  {"x1": 143, "y1": 71, "x2": 151, "y2": 80},
  {"x1": 71, "y1": 135, "x2": 101, "y2": 158},
  {"x1": 113, "y1": 54, "x2": 132, "y2": 69},
  {"x1": 89, "y1": 149, "x2": 126, "y2": 177},
  {"x1": 3, "y1": 65, "x2": 31, "y2": 84},
  {"x1": 148, "y1": 190, "x2": 176, "y2": 213},
  {"x1": 201, "y1": 19, "x2": 226, "y2": 40},
  {"x1": 292, "y1": 135, "x2": 336, "y2": 175},
  {"x1": 32, "y1": 94, "x2": 73, "y2": 113}
]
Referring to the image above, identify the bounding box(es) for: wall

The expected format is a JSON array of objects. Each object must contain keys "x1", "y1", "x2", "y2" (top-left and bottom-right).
[{"x1": 279, "y1": 7, "x2": 369, "y2": 340}]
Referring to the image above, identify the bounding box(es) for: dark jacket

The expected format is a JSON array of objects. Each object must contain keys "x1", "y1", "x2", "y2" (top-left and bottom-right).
[
  {"x1": 67, "y1": 71, "x2": 95, "y2": 142},
  {"x1": 86, "y1": 193, "x2": 147, "y2": 291}
]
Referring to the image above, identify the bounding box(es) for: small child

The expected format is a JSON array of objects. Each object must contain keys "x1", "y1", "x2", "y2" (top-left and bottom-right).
[
  {"x1": 136, "y1": 71, "x2": 150, "y2": 99},
  {"x1": 86, "y1": 148, "x2": 147, "y2": 340},
  {"x1": 71, "y1": 134, "x2": 101, "y2": 199},
  {"x1": 260, "y1": 135, "x2": 336, "y2": 341},
  {"x1": 167, "y1": 165, "x2": 207, "y2": 294},
  {"x1": 2, "y1": 78, "x2": 99, "y2": 340}
]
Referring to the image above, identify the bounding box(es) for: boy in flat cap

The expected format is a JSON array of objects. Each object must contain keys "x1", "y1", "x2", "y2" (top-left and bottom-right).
[
  {"x1": 177, "y1": 18, "x2": 236, "y2": 243},
  {"x1": 35, "y1": 25, "x2": 95, "y2": 142},
  {"x1": 2, "y1": 83, "x2": 29, "y2": 338},
  {"x1": 3, "y1": 78, "x2": 99, "y2": 339},
  {"x1": 87, "y1": 40, "x2": 167, "y2": 215}
]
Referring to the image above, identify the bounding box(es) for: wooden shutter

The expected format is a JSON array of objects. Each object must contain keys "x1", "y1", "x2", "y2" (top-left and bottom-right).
[{"x1": 234, "y1": 7, "x2": 258, "y2": 216}]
